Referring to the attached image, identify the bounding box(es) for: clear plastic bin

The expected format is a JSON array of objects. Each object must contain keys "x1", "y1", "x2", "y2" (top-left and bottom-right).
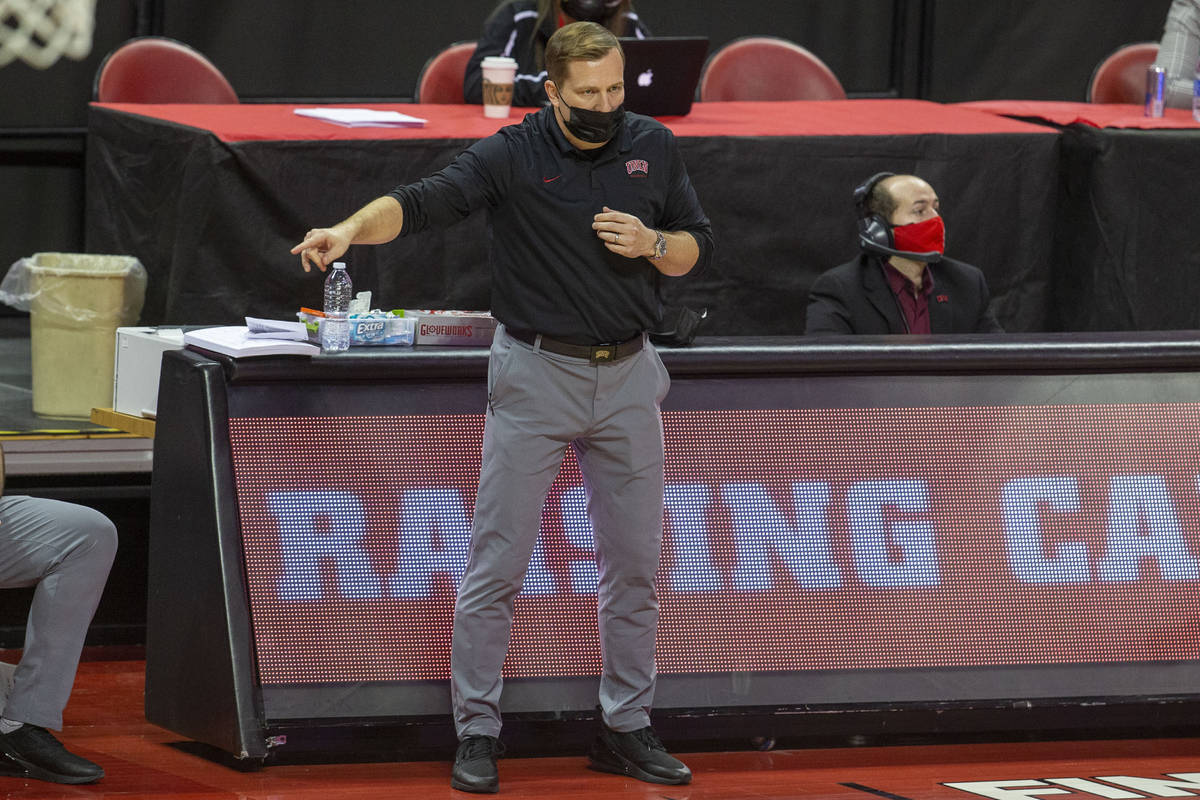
[{"x1": 1, "y1": 253, "x2": 147, "y2": 419}]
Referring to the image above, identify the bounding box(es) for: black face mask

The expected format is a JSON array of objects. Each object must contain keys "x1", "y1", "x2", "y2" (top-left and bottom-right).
[
  {"x1": 555, "y1": 96, "x2": 626, "y2": 144},
  {"x1": 560, "y1": 0, "x2": 621, "y2": 23}
]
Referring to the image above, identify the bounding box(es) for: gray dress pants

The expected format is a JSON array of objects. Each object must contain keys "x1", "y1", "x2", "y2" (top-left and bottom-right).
[
  {"x1": 0, "y1": 496, "x2": 117, "y2": 730},
  {"x1": 451, "y1": 325, "x2": 670, "y2": 738}
]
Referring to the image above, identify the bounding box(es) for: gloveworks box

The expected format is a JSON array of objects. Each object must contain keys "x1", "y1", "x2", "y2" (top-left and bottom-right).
[
  {"x1": 113, "y1": 327, "x2": 186, "y2": 417},
  {"x1": 400, "y1": 310, "x2": 497, "y2": 346}
]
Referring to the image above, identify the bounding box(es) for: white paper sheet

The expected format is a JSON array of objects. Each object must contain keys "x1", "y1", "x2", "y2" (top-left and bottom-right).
[{"x1": 293, "y1": 107, "x2": 427, "y2": 128}]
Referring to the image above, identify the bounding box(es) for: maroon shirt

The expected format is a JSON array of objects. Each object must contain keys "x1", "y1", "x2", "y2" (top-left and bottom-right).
[{"x1": 882, "y1": 262, "x2": 935, "y2": 334}]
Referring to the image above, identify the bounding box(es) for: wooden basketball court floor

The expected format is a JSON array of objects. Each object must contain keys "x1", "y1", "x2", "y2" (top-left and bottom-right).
[{"x1": 0, "y1": 655, "x2": 1195, "y2": 799}]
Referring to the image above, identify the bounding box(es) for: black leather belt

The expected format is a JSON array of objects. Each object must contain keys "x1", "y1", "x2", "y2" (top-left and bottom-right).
[{"x1": 506, "y1": 328, "x2": 644, "y2": 364}]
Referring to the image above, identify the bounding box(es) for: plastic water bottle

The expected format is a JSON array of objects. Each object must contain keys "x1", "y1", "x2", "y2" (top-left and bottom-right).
[{"x1": 321, "y1": 262, "x2": 352, "y2": 352}]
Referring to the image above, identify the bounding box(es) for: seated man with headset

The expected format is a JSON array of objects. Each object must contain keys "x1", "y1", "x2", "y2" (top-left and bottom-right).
[{"x1": 805, "y1": 172, "x2": 1004, "y2": 335}]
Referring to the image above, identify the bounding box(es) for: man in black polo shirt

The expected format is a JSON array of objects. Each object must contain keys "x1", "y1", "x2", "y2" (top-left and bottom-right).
[{"x1": 292, "y1": 21, "x2": 712, "y2": 795}]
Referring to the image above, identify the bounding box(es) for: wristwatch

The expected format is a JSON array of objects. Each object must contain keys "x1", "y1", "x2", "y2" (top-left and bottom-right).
[{"x1": 651, "y1": 230, "x2": 667, "y2": 260}]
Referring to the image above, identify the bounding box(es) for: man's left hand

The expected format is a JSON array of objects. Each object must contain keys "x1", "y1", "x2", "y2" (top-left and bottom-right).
[{"x1": 593, "y1": 206, "x2": 654, "y2": 259}]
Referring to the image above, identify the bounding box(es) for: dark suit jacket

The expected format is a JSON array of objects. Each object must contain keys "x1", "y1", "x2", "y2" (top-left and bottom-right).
[{"x1": 804, "y1": 254, "x2": 1004, "y2": 335}]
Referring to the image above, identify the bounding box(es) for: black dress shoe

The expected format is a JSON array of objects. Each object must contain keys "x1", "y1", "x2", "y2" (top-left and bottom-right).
[
  {"x1": 587, "y1": 723, "x2": 691, "y2": 785},
  {"x1": 0, "y1": 724, "x2": 104, "y2": 784},
  {"x1": 451, "y1": 735, "x2": 504, "y2": 793}
]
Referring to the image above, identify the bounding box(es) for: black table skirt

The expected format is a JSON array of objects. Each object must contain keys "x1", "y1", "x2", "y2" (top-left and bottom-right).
[
  {"x1": 1052, "y1": 125, "x2": 1200, "y2": 332},
  {"x1": 86, "y1": 106, "x2": 1060, "y2": 334}
]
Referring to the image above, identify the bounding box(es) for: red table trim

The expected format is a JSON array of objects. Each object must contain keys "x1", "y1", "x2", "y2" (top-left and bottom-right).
[
  {"x1": 92, "y1": 99, "x2": 1058, "y2": 143},
  {"x1": 957, "y1": 100, "x2": 1200, "y2": 130}
]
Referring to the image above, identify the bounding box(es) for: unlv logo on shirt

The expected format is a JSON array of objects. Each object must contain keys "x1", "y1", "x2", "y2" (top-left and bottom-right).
[{"x1": 626, "y1": 159, "x2": 649, "y2": 177}]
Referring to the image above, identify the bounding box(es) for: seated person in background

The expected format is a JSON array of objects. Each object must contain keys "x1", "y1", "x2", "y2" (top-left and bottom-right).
[
  {"x1": 0, "y1": 443, "x2": 116, "y2": 784},
  {"x1": 465, "y1": 0, "x2": 649, "y2": 106},
  {"x1": 1153, "y1": 0, "x2": 1200, "y2": 108},
  {"x1": 805, "y1": 172, "x2": 1004, "y2": 335}
]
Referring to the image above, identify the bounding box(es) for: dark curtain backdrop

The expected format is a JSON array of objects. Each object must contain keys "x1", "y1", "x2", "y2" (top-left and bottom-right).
[
  {"x1": 0, "y1": 0, "x2": 1173, "y2": 128},
  {"x1": 925, "y1": 0, "x2": 1172, "y2": 102},
  {"x1": 157, "y1": 0, "x2": 896, "y2": 100}
]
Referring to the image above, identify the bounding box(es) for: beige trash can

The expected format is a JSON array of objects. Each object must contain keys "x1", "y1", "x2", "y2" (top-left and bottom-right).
[{"x1": 24, "y1": 253, "x2": 147, "y2": 419}]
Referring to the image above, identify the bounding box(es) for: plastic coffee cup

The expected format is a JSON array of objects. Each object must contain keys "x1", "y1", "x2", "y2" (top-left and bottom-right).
[{"x1": 481, "y1": 56, "x2": 518, "y2": 118}]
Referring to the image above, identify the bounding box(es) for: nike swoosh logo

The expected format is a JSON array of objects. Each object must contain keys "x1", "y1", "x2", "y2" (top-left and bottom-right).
[{"x1": 543, "y1": 175, "x2": 561, "y2": 183}]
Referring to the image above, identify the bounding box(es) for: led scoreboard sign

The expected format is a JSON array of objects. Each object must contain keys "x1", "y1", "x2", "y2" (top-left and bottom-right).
[
  {"x1": 229, "y1": 404, "x2": 1200, "y2": 686},
  {"x1": 146, "y1": 341, "x2": 1200, "y2": 760}
]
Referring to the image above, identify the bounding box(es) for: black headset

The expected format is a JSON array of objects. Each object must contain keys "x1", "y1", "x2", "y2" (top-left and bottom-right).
[
  {"x1": 853, "y1": 171, "x2": 942, "y2": 263},
  {"x1": 561, "y1": 0, "x2": 622, "y2": 22}
]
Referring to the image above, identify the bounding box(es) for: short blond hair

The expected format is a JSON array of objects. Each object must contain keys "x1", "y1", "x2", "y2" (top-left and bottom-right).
[{"x1": 545, "y1": 21, "x2": 624, "y2": 86}]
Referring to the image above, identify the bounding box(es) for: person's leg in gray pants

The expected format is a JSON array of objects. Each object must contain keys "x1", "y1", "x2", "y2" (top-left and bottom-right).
[
  {"x1": 451, "y1": 326, "x2": 670, "y2": 739},
  {"x1": 0, "y1": 496, "x2": 117, "y2": 730},
  {"x1": 573, "y1": 347, "x2": 669, "y2": 734}
]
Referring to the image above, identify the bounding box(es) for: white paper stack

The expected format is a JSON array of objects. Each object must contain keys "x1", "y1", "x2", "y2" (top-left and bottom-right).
[
  {"x1": 184, "y1": 326, "x2": 319, "y2": 358},
  {"x1": 293, "y1": 107, "x2": 427, "y2": 128}
]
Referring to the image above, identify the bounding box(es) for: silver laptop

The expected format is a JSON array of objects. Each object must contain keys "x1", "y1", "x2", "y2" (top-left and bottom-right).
[{"x1": 619, "y1": 37, "x2": 710, "y2": 117}]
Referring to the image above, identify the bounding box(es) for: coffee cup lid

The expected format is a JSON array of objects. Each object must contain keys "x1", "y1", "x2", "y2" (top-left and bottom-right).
[{"x1": 481, "y1": 56, "x2": 518, "y2": 68}]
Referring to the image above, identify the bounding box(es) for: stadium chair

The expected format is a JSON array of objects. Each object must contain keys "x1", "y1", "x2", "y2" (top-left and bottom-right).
[
  {"x1": 415, "y1": 41, "x2": 477, "y2": 103},
  {"x1": 699, "y1": 36, "x2": 846, "y2": 102},
  {"x1": 94, "y1": 36, "x2": 238, "y2": 103},
  {"x1": 1087, "y1": 42, "x2": 1159, "y2": 103}
]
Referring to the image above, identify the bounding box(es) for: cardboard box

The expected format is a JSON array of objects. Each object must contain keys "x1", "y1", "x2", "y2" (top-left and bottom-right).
[
  {"x1": 400, "y1": 310, "x2": 497, "y2": 346},
  {"x1": 113, "y1": 327, "x2": 185, "y2": 418}
]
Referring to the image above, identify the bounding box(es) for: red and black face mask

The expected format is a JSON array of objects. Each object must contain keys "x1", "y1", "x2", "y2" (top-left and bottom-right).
[{"x1": 891, "y1": 215, "x2": 945, "y2": 260}]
